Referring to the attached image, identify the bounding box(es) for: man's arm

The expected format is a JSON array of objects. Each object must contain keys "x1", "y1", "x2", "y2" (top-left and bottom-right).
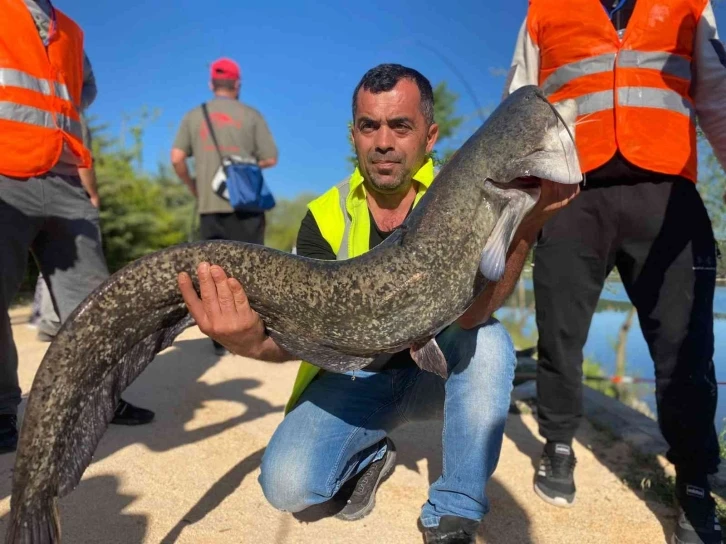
[
  {"x1": 253, "y1": 112, "x2": 279, "y2": 169},
  {"x1": 502, "y1": 16, "x2": 540, "y2": 99},
  {"x1": 170, "y1": 148, "x2": 197, "y2": 198},
  {"x1": 457, "y1": 179, "x2": 579, "y2": 329},
  {"x1": 80, "y1": 52, "x2": 97, "y2": 111},
  {"x1": 171, "y1": 113, "x2": 197, "y2": 198},
  {"x1": 78, "y1": 114, "x2": 100, "y2": 206},
  {"x1": 79, "y1": 166, "x2": 100, "y2": 208},
  {"x1": 693, "y1": 1, "x2": 726, "y2": 205}
]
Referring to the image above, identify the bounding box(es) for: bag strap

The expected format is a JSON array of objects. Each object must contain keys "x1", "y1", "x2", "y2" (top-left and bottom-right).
[{"x1": 201, "y1": 102, "x2": 225, "y2": 164}]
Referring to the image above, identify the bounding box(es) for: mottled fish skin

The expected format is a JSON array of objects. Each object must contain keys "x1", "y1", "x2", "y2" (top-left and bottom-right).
[{"x1": 6, "y1": 85, "x2": 582, "y2": 544}]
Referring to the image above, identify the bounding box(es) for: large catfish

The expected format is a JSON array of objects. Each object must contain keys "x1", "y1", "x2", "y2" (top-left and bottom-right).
[{"x1": 6, "y1": 85, "x2": 581, "y2": 543}]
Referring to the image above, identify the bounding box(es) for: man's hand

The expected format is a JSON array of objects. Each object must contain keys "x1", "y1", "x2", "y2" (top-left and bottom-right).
[
  {"x1": 177, "y1": 262, "x2": 293, "y2": 362},
  {"x1": 79, "y1": 166, "x2": 100, "y2": 209}
]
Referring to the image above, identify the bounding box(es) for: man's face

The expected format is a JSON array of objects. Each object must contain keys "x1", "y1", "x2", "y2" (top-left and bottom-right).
[{"x1": 352, "y1": 79, "x2": 439, "y2": 194}]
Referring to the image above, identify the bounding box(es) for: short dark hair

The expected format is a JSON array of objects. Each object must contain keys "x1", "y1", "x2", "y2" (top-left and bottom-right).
[
  {"x1": 212, "y1": 78, "x2": 237, "y2": 92},
  {"x1": 352, "y1": 64, "x2": 435, "y2": 125}
]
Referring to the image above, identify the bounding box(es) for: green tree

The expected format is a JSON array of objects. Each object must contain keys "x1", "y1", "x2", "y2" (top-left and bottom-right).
[
  {"x1": 90, "y1": 112, "x2": 195, "y2": 273},
  {"x1": 264, "y1": 192, "x2": 319, "y2": 252},
  {"x1": 431, "y1": 81, "x2": 465, "y2": 164}
]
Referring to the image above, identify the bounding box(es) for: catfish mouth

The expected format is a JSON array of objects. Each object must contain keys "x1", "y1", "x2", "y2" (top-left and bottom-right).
[
  {"x1": 490, "y1": 176, "x2": 542, "y2": 194},
  {"x1": 489, "y1": 176, "x2": 543, "y2": 206}
]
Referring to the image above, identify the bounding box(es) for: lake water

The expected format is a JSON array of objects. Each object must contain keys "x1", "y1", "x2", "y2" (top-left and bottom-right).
[{"x1": 498, "y1": 277, "x2": 726, "y2": 431}]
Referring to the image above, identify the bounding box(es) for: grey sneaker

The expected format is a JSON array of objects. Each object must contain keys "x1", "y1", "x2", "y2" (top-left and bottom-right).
[
  {"x1": 534, "y1": 441, "x2": 577, "y2": 507},
  {"x1": 335, "y1": 438, "x2": 396, "y2": 521}
]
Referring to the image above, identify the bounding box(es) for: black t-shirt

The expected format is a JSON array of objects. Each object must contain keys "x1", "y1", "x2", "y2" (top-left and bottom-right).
[
  {"x1": 295, "y1": 206, "x2": 410, "y2": 260},
  {"x1": 294, "y1": 205, "x2": 416, "y2": 371}
]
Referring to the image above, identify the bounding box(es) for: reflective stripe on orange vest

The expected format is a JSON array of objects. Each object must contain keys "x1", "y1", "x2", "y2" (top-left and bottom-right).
[
  {"x1": 563, "y1": 87, "x2": 695, "y2": 120},
  {"x1": 0, "y1": 102, "x2": 83, "y2": 138},
  {"x1": 0, "y1": 67, "x2": 72, "y2": 102},
  {"x1": 542, "y1": 51, "x2": 693, "y2": 96}
]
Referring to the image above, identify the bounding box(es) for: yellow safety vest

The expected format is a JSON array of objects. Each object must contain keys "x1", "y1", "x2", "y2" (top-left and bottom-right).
[{"x1": 284, "y1": 159, "x2": 436, "y2": 414}]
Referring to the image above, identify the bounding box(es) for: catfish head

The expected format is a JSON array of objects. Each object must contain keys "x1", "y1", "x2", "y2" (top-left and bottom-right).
[{"x1": 451, "y1": 85, "x2": 583, "y2": 281}]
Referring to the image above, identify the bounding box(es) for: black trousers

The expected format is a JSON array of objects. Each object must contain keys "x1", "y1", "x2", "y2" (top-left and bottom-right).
[
  {"x1": 199, "y1": 210, "x2": 266, "y2": 245},
  {"x1": 533, "y1": 175, "x2": 720, "y2": 475}
]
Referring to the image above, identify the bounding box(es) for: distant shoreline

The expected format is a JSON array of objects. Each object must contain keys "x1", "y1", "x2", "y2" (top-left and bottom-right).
[{"x1": 524, "y1": 264, "x2": 726, "y2": 286}]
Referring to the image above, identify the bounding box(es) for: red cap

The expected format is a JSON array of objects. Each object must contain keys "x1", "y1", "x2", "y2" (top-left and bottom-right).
[{"x1": 210, "y1": 58, "x2": 241, "y2": 81}]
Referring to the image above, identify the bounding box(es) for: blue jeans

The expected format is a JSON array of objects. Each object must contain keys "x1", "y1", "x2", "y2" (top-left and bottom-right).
[{"x1": 259, "y1": 318, "x2": 516, "y2": 528}]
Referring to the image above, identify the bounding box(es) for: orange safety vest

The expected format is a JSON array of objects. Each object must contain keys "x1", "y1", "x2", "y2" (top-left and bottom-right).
[
  {"x1": 0, "y1": 0, "x2": 92, "y2": 178},
  {"x1": 527, "y1": 0, "x2": 707, "y2": 182}
]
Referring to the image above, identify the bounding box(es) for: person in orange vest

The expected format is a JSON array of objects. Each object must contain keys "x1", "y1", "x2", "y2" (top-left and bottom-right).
[
  {"x1": 504, "y1": 1, "x2": 726, "y2": 543},
  {"x1": 0, "y1": 0, "x2": 156, "y2": 454},
  {"x1": 32, "y1": 113, "x2": 100, "y2": 341}
]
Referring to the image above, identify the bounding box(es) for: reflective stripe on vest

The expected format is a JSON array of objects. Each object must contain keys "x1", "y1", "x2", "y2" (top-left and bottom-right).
[
  {"x1": 558, "y1": 90, "x2": 614, "y2": 115},
  {"x1": 553, "y1": 86, "x2": 694, "y2": 121},
  {"x1": 0, "y1": 67, "x2": 72, "y2": 101},
  {"x1": 336, "y1": 178, "x2": 351, "y2": 260},
  {"x1": 542, "y1": 53, "x2": 616, "y2": 95},
  {"x1": 617, "y1": 51, "x2": 692, "y2": 80},
  {"x1": 545, "y1": 50, "x2": 694, "y2": 122},
  {"x1": 542, "y1": 51, "x2": 692, "y2": 96},
  {"x1": 0, "y1": 101, "x2": 82, "y2": 138},
  {"x1": 618, "y1": 87, "x2": 694, "y2": 120}
]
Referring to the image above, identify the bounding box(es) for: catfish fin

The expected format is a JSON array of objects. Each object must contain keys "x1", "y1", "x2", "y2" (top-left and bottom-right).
[
  {"x1": 410, "y1": 337, "x2": 448, "y2": 379},
  {"x1": 266, "y1": 328, "x2": 375, "y2": 374},
  {"x1": 479, "y1": 194, "x2": 532, "y2": 282}
]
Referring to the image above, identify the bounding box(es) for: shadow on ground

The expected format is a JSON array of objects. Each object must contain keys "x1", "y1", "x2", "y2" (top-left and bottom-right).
[
  {"x1": 0, "y1": 336, "x2": 283, "y2": 543},
  {"x1": 505, "y1": 398, "x2": 676, "y2": 543},
  {"x1": 283, "y1": 418, "x2": 535, "y2": 543}
]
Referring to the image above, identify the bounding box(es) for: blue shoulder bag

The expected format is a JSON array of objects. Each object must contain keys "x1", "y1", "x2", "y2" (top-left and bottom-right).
[{"x1": 201, "y1": 102, "x2": 276, "y2": 213}]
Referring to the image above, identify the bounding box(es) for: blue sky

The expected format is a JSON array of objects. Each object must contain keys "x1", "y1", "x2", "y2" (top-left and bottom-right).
[{"x1": 63, "y1": 0, "x2": 726, "y2": 200}]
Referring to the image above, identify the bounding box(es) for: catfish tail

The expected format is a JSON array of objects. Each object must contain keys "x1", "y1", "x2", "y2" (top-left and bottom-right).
[{"x1": 5, "y1": 498, "x2": 61, "y2": 544}]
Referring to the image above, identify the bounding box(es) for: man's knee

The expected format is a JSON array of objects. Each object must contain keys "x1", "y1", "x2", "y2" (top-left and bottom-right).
[
  {"x1": 460, "y1": 318, "x2": 516, "y2": 377},
  {"x1": 441, "y1": 318, "x2": 515, "y2": 401},
  {"x1": 259, "y1": 435, "x2": 333, "y2": 513}
]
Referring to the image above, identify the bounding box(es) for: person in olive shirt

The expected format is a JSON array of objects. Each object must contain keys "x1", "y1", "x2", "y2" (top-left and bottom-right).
[{"x1": 171, "y1": 57, "x2": 279, "y2": 355}]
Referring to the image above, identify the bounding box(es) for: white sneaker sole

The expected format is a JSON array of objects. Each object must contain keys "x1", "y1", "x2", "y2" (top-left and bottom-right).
[{"x1": 533, "y1": 482, "x2": 576, "y2": 508}]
